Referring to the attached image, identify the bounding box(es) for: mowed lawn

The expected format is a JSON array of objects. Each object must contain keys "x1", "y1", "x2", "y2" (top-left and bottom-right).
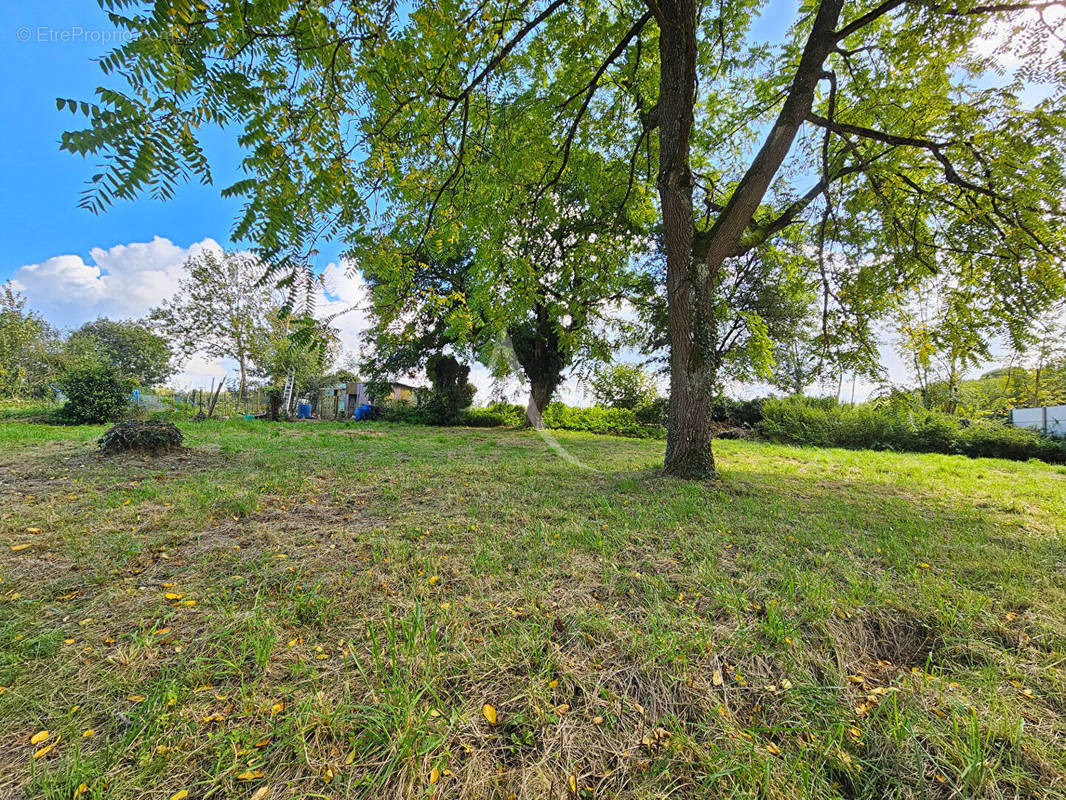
[{"x1": 1, "y1": 420, "x2": 1064, "y2": 800}]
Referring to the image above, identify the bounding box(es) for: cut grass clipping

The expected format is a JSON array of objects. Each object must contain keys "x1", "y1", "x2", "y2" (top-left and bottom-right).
[{"x1": 0, "y1": 418, "x2": 1064, "y2": 798}]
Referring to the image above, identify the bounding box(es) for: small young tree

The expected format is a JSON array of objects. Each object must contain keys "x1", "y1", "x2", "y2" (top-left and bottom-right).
[
  {"x1": 251, "y1": 311, "x2": 341, "y2": 403},
  {"x1": 588, "y1": 363, "x2": 659, "y2": 411}
]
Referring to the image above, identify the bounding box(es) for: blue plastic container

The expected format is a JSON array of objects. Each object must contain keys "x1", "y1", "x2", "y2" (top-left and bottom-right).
[{"x1": 297, "y1": 402, "x2": 312, "y2": 419}]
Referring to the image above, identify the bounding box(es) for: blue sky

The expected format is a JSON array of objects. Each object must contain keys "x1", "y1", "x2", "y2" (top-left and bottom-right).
[
  {"x1": 1, "y1": 3, "x2": 795, "y2": 284},
  {"x1": 2, "y1": 3, "x2": 242, "y2": 273}
]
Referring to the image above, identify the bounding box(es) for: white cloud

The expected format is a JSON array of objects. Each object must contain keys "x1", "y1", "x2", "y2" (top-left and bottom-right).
[
  {"x1": 315, "y1": 260, "x2": 371, "y2": 366},
  {"x1": 11, "y1": 236, "x2": 222, "y2": 328}
]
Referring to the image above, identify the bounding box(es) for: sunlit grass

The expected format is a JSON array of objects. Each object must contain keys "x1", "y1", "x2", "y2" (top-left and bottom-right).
[{"x1": 1, "y1": 418, "x2": 1063, "y2": 798}]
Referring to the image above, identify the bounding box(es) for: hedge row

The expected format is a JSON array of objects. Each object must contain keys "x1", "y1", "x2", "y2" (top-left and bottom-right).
[
  {"x1": 758, "y1": 396, "x2": 1066, "y2": 464},
  {"x1": 380, "y1": 394, "x2": 1066, "y2": 464}
]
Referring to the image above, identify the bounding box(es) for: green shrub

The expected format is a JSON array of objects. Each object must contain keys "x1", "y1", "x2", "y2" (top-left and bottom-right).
[
  {"x1": 456, "y1": 410, "x2": 507, "y2": 427},
  {"x1": 956, "y1": 421, "x2": 1066, "y2": 462},
  {"x1": 485, "y1": 402, "x2": 526, "y2": 426},
  {"x1": 634, "y1": 397, "x2": 669, "y2": 426},
  {"x1": 759, "y1": 395, "x2": 1066, "y2": 463},
  {"x1": 541, "y1": 402, "x2": 663, "y2": 438},
  {"x1": 418, "y1": 355, "x2": 476, "y2": 424},
  {"x1": 711, "y1": 396, "x2": 766, "y2": 428},
  {"x1": 58, "y1": 363, "x2": 134, "y2": 424},
  {"x1": 98, "y1": 421, "x2": 184, "y2": 454}
]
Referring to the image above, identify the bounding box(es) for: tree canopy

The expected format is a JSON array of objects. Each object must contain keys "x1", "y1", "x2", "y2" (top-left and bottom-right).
[
  {"x1": 62, "y1": 0, "x2": 1066, "y2": 476},
  {"x1": 68, "y1": 317, "x2": 175, "y2": 388}
]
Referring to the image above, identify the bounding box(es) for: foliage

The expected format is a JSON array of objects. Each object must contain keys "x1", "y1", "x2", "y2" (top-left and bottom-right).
[
  {"x1": 251, "y1": 311, "x2": 340, "y2": 398},
  {"x1": 0, "y1": 282, "x2": 61, "y2": 399},
  {"x1": 150, "y1": 249, "x2": 276, "y2": 399},
  {"x1": 265, "y1": 386, "x2": 285, "y2": 422},
  {"x1": 98, "y1": 420, "x2": 184, "y2": 454},
  {"x1": 57, "y1": 362, "x2": 135, "y2": 424},
  {"x1": 454, "y1": 409, "x2": 508, "y2": 428},
  {"x1": 67, "y1": 317, "x2": 174, "y2": 387},
  {"x1": 588, "y1": 363, "x2": 660, "y2": 411},
  {"x1": 418, "y1": 355, "x2": 477, "y2": 425},
  {"x1": 759, "y1": 395, "x2": 1066, "y2": 464},
  {"x1": 711, "y1": 397, "x2": 767, "y2": 429},
  {"x1": 541, "y1": 403, "x2": 662, "y2": 439},
  {"x1": 631, "y1": 244, "x2": 825, "y2": 384}
]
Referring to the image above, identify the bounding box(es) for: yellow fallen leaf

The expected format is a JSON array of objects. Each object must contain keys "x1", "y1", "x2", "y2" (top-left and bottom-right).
[
  {"x1": 780, "y1": 679, "x2": 792, "y2": 690},
  {"x1": 428, "y1": 576, "x2": 440, "y2": 585},
  {"x1": 321, "y1": 766, "x2": 334, "y2": 784},
  {"x1": 74, "y1": 784, "x2": 89, "y2": 798},
  {"x1": 568, "y1": 774, "x2": 577, "y2": 793},
  {"x1": 712, "y1": 669, "x2": 723, "y2": 686},
  {"x1": 270, "y1": 701, "x2": 284, "y2": 715},
  {"x1": 918, "y1": 563, "x2": 930, "y2": 569},
  {"x1": 26, "y1": 527, "x2": 41, "y2": 534},
  {"x1": 428, "y1": 708, "x2": 442, "y2": 718},
  {"x1": 82, "y1": 729, "x2": 95, "y2": 738},
  {"x1": 250, "y1": 788, "x2": 270, "y2": 800},
  {"x1": 592, "y1": 716, "x2": 604, "y2": 725},
  {"x1": 236, "y1": 769, "x2": 266, "y2": 780},
  {"x1": 30, "y1": 730, "x2": 50, "y2": 745},
  {"x1": 155, "y1": 627, "x2": 171, "y2": 636},
  {"x1": 128, "y1": 695, "x2": 146, "y2": 702},
  {"x1": 482, "y1": 703, "x2": 498, "y2": 725},
  {"x1": 33, "y1": 737, "x2": 60, "y2": 759},
  {"x1": 165, "y1": 593, "x2": 183, "y2": 601},
  {"x1": 765, "y1": 742, "x2": 780, "y2": 755},
  {"x1": 429, "y1": 767, "x2": 440, "y2": 785},
  {"x1": 168, "y1": 791, "x2": 189, "y2": 800},
  {"x1": 11, "y1": 544, "x2": 30, "y2": 552}
]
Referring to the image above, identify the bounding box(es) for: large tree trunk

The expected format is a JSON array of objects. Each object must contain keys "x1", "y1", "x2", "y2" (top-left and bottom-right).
[
  {"x1": 509, "y1": 306, "x2": 567, "y2": 429},
  {"x1": 658, "y1": 0, "x2": 716, "y2": 478},
  {"x1": 659, "y1": 0, "x2": 845, "y2": 478},
  {"x1": 525, "y1": 379, "x2": 554, "y2": 428}
]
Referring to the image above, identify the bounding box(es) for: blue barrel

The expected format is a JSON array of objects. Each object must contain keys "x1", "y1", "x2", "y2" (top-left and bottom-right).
[{"x1": 297, "y1": 402, "x2": 312, "y2": 419}]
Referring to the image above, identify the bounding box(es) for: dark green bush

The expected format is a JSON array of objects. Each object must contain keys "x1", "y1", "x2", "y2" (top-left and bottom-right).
[
  {"x1": 58, "y1": 363, "x2": 135, "y2": 424},
  {"x1": 380, "y1": 401, "x2": 429, "y2": 425},
  {"x1": 418, "y1": 355, "x2": 477, "y2": 424},
  {"x1": 99, "y1": 421, "x2": 184, "y2": 454},
  {"x1": 711, "y1": 396, "x2": 766, "y2": 428},
  {"x1": 634, "y1": 397, "x2": 669, "y2": 426}
]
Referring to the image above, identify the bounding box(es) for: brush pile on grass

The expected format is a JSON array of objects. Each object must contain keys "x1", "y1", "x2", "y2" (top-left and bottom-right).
[{"x1": 98, "y1": 420, "x2": 184, "y2": 454}]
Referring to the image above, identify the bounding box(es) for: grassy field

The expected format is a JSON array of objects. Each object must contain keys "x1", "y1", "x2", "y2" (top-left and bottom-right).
[{"x1": 1, "y1": 419, "x2": 1064, "y2": 800}]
